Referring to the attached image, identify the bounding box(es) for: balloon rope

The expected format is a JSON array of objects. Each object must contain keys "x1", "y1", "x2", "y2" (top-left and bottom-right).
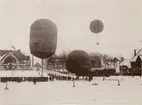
[{"x1": 96, "y1": 34, "x2": 99, "y2": 44}]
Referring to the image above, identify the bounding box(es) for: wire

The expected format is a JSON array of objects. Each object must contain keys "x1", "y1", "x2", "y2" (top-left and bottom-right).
[{"x1": 96, "y1": 34, "x2": 100, "y2": 45}]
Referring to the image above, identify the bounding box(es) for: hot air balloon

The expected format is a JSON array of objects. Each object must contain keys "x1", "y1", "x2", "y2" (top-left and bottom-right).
[
  {"x1": 30, "y1": 19, "x2": 57, "y2": 59},
  {"x1": 66, "y1": 50, "x2": 92, "y2": 76},
  {"x1": 30, "y1": 19, "x2": 58, "y2": 76},
  {"x1": 90, "y1": 19, "x2": 104, "y2": 45}
]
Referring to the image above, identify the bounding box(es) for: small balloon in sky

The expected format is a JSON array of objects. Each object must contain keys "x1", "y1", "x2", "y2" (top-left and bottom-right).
[
  {"x1": 29, "y1": 19, "x2": 58, "y2": 59},
  {"x1": 90, "y1": 19, "x2": 104, "y2": 34}
]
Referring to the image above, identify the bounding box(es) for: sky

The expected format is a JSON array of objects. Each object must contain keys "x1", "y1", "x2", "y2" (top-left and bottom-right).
[{"x1": 0, "y1": 0, "x2": 142, "y2": 62}]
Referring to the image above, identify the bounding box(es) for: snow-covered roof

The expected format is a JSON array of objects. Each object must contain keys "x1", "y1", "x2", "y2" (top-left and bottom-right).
[
  {"x1": 0, "y1": 53, "x2": 7, "y2": 61},
  {"x1": 0, "y1": 50, "x2": 30, "y2": 61},
  {"x1": 120, "y1": 59, "x2": 131, "y2": 68},
  {"x1": 139, "y1": 55, "x2": 142, "y2": 60},
  {"x1": 114, "y1": 57, "x2": 121, "y2": 61},
  {"x1": 131, "y1": 49, "x2": 142, "y2": 62}
]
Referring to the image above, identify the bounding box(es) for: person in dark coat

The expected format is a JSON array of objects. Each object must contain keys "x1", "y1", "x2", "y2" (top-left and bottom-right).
[{"x1": 33, "y1": 77, "x2": 36, "y2": 85}]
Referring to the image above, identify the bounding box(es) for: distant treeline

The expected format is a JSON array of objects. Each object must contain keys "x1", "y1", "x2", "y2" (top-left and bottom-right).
[{"x1": 46, "y1": 51, "x2": 124, "y2": 69}]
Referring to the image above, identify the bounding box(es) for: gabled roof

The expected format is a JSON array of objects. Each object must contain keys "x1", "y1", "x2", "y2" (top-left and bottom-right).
[
  {"x1": 120, "y1": 59, "x2": 131, "y2": 68},
  {"x1": 0, "y1": 50, "x2": 10, "y2": 56},
  {"x1": 0, "y1": 53, "x2": 7, "y2": 61},
  {"x1": 33, "y1": 62, "x2": 41, "y2": 68},
  {"x1": 131, "y1": 49, "x2": 142, "y2": 62},
  {"x1": 114, "y1": 57, "x2": 121, "y2": 61},
  {"x1": 139, "y1": 55, "x2": 142, "y2": 60},
  {"x1": 0, "y1": 52, "x2": 19, "y2": 63},
  {"x1": 0, "y1": 50, "x2": 30, "y2": 61},
  {"x1": 12, "y1": 50, "x2": 30, "y2": 61}
]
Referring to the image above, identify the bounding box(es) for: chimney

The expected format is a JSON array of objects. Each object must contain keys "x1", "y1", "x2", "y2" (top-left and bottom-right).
[{"x1": 134, "y1": 49, "x2": 137, "y2": 56}]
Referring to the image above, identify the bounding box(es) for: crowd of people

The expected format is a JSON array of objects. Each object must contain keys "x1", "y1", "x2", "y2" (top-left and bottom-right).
[{"x1": 0, "y1": 74, "x2": 94, "y2": 84}]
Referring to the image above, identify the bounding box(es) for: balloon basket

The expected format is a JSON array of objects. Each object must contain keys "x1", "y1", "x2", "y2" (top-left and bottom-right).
[{"x1": 96, "y1": 42, "x2": 99, "y2": 45}]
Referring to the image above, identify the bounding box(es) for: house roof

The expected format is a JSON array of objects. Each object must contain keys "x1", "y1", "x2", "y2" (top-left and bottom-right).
[
  {"x1": 120, "y1": 59, "x2": 131, "y2": 68},
  {"x1": 33, "y1": 62, "x2": 41, "y2": 68},
  {"x1": 12, "y1": 50, "x2": 30, "y2": 61},
  {"x1": 0, "y1": 50, "x2": 30, "y2": 61},
  {"x1": 139, "y1": 55, "x2": 142, "y2": 60},
  {"x1": 0, "y1": 53, "x2": 7, "y2": 61},
  {"x1": 0, "y1": 50, "x2": 9, "y2": 56},
  {"x1": 131, "y1": 49, "x2": 142, "y2": 62},
  {"x1": 114, "y1": 57, "x2": 121, "y2": 61}
]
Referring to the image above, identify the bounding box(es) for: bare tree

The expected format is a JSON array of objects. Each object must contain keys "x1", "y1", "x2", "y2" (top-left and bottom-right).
[
  {"x1": 57, "y1": 51, "x2": 70, "y2": 69},
  {"x1": 89, "y1": 52, "x2": 102, "y2": 68},
  {"x1": 89, "y1": 52, "x2": 114, "y2": 69},
  {"x1": 58, "y1": 51, "x2": 68, "y2": 61}
]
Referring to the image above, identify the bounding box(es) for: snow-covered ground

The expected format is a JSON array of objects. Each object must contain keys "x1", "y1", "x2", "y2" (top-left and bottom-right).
[
  {"x1": 0, "y1": 71, "x2": 142, "y2": 105},
  {"x1": 0, "y1": 69, "x2": 71, "y2": 77},
  {"x1": 0, "y1": 70, "x2": 48, "y2": 77}
]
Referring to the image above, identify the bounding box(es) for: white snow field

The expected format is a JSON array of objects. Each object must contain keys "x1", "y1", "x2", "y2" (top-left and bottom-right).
[
  {"x1": 0, "y1": 70, "x2": 142, "y2": 105},
  {"x1": 0, "y1": 69, "x2": 74, "y2": 77}
]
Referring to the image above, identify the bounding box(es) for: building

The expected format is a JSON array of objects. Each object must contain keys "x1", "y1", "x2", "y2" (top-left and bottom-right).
[
  {"x1": 101, "y1": 57, "x2": 121, "y2": 73},
  {"x1": 46, "y1": 59, "x2": 66, "y2": 70},
  {"x1": 131, "y1": 49, "x2": 142, "y2": 69},
  {"x1": 0, "y1": 50, "x2": 31, "y2": 70},
  {"x1": 33, "y1": 62, "x2": 41, "y2": 71},
  {"x1": 119, "y1": 59, "x2": 131, "y2": 75},
  {"x1": 44, "y1": 56, "x2": 68, "y2": 74},
  {"x1": 114, "y1": 58, "x2": 121, "y2": 73},
  {"x1": 130, "y1": 49, "x2": 142, "y2": 75}
]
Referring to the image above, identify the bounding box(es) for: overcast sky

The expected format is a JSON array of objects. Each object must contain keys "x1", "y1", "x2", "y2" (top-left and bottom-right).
[{"x1": 0, "y1": 0, "x2": 142, "y2": 62}]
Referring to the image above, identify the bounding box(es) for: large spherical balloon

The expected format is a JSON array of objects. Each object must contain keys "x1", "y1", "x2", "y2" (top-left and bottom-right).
[
  {"x1": 90, "y1": 19, "x2": 104, "y2": 33},
  {"x1": 30, "y1": 19, "x2": 57, "y2": 59},
  {"x1": 66, "y1": 50, "x2": 92, "y2": 76}
]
